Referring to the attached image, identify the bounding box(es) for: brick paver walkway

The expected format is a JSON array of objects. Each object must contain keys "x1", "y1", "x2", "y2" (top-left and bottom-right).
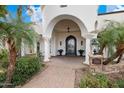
[{"x1": 22, "y1": 56, "x2": 86, "y2": 88}]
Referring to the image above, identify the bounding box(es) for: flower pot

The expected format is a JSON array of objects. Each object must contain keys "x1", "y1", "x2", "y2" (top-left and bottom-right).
[
  {"x1": 58, "y1": 49, "x2": 63, "y2": 56},
  {"x1": 78, "y1": 49, "x2": 84, "y2": 56}
]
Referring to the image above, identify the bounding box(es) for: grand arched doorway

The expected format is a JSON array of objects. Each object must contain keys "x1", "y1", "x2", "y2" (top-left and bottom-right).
[
  {"x1": 66, "y1": 35, "x2": 77, "y2": 56},
  {"x1": 43, "y1": 14, "x2": 91, "y2": 64},
  {"x1": 50, "y1": 19, "x2": 86, "y2": 56}
]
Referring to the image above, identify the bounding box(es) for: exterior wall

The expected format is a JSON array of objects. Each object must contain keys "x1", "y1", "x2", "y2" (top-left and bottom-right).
[
  {"x1": 39, "y1": 36, "x2": 45, "y2": 55},
  {"x1": 27, "y1": 5, "x2": 124, "y2": 63},
  {"x1": 21, "y1": 39, "x2": 37, "y2": 56},
  {"x1": 33, "y1": 5, "x2": 124, "y2": 38},
  {"x1": 38, "y1": 5, "x2": 98, "y2": 63},
  {"x1": 21, "y1": 44, "x2": 33, "y2": 56},
  {"x1": 50, "y1": 31, "x2": 85, "y2": 56},
  {"x1": 32, "y1": 23, "x2": 43, "y2": 34},
  {"x1": 42, "y1": 5, "x2": 98, "y2": 37},
  {"x1": 97, "y1": 12, "x2": 124, "y2": 30}
]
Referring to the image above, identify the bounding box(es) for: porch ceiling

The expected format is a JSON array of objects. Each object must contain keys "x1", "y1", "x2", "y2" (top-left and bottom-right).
[{"x1": 54, "y1": 19, "x2": 80, "y2": 32}]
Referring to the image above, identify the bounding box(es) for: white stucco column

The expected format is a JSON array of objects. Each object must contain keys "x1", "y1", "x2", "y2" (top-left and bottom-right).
[
  {"x1": 21, "y1": 41, "x2": 25, "y2": 56},
  {"x1": 43, "y1": 37, "x2": 50, "y2": 62},
  {"x1": 34, "y1": 39, "x2": 37, "y2": 54},
  {"x1": 84, "y1": 38, "x2": 91, "y2": 65},
  {"x1": 84, "y1": 33, "x2": 97, "y2": 65}
]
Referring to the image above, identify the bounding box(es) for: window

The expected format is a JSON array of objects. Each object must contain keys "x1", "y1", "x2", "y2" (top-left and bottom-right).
[
  {"x1": 98, "y1": 5, "x2": 124, "y2": 15},
  {"x1": 60, "y1": 5, "x2": 67, "y2": 8}
]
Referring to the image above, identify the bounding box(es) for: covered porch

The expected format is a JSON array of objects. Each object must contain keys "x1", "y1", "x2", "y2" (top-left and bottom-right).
[
  {"x1": 42, "y1": 15, "x2": 96, "y2": 65},
  {"x1": 50, "y1": 19, "x2": 86, "y2": 56}
]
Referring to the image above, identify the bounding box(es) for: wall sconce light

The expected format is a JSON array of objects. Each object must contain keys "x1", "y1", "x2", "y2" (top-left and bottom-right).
[
  {"x1": 60, "y1": 41, "x2": 62, "y2": 46},
  {"x1": 81, "y1": 41, "x2": 83, "y2": 46}
]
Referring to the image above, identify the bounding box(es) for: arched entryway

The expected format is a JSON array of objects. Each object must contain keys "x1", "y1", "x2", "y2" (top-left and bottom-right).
[
  {"x1": 43, "y1": 14, "x2": 91, "y2": 65},
  {"x1": 50, "y1": 19, "x2": 86, "y2": 56},
  {"x1": 66, "y1": 35, "x2": 77, "y2": 56}
]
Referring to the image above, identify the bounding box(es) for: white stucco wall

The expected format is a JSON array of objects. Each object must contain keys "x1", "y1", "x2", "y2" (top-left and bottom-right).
[
  {"x1": 97, "y1": 12, "x2": 124, "y2": 30},
  {"x1": 34, "y1": 5, "x2": 124, "y2": 37},
  {"x1": 32, "y1": 23, "x2": 43, "y2": 34},
  {"x1": 39, "y1": 36, "x2": 45, "y2": 55},
  {"x1": 42, "y1": 5, "x2": 98, "y2": 37}
]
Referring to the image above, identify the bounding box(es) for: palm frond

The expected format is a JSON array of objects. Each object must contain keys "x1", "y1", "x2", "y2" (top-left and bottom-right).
[
  {"x1": 0, "y1": 5, "x2": 38, "y2": 52},
  {"x1": 97, "y1": 20, "x2": 124, "y2": 56}
]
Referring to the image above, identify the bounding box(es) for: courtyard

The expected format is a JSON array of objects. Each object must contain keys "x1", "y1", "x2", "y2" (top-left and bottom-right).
[{"x1": 0, "y1": 5, "x2": 124, "y2": 88}]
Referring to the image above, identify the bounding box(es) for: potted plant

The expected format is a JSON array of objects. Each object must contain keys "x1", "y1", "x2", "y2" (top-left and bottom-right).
[
  {"x1": 78, "y1": 49, "x2": 84, "y2": 56},
  {"x1": 58, "y1": 49, "x2": 63, "y2": 56}
]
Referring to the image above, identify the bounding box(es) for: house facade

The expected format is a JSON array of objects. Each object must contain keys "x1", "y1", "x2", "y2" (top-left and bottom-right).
[{"x1": 21, "y1": 5, "x2": 124, "y2": 65}]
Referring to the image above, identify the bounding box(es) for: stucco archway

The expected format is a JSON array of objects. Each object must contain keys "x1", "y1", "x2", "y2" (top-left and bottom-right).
[
  {"x1": 43, "y1": 14, "x2": 91, "y2": 65},
  {"x1": 44, "y1": 14, "x2": 88, "y2": 38},
  {"x1": 50, "y1": 19, "x2": 86, "y2": 57}
]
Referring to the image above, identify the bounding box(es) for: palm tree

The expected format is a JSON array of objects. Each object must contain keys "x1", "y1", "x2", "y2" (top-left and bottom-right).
[
  {"x1": 0, "y1": 6, "x2": 8, "y2": 49},
  {"x1": 0, "y1": 6, "x2": 7, "y2": 18},
  {"x1": 97, "y1": 20, "x2": 124, "y2": 65},
  {"x1": 0, "y1": 5, "x2": 37, "y2": 86}
]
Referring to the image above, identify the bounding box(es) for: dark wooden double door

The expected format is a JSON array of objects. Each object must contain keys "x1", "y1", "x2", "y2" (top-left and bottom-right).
[{"x1": 66, "y1": 35, "x2": 76, "y2": 56}]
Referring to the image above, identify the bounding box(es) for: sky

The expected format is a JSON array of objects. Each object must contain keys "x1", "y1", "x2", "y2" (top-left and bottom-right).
[
  {"x1": 6, "y1": 5, "x2": 41, "y2": 23},
  {"x1": 5, "y1": 5, "x2": 124, "y2": 22}
]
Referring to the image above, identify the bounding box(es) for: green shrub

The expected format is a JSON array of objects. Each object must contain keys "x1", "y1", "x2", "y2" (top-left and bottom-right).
[
  {"x1": 80, "y1": 73, "x2": 100, "y2": 88},
  {"x1": 12, "y1": 55, "x2": 42, "y2": 86},
  {"x1": 116, "y1": 79, "x2": 124, "y2": 88},
  {"x1": 0, "y1": 73, "x2": 6, "y2": 88},
  {"x1": 95, "y1": 73, "x2": 109, "y2": 88},
  {"x1": 80, "y1": 73, "x2": 118, "y2": 88},
  {"x1": 0, "y1": 49, "x2": 8, "y2": 68},
  {"x1": 95, "y1": 73, "x2": 118, "y2": 88},
  {"x1": 0, "y1": 55, "x2": 42, "y2": 87},
  {"x1": 107, "y1": 80, "x2": 118, "y2": 88},
  {"x1": 0, "y1": 49, "x2": 8, "y2": 60},
  {"x1": 1, "y1": 61, "x2": 8, "y2": 69}
]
